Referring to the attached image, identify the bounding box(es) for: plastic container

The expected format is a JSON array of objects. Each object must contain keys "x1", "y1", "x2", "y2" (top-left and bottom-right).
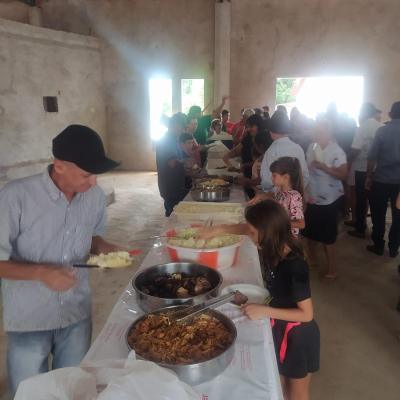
[{"x1": 164, "y1": 228, "x2": 241, "y2": 270}]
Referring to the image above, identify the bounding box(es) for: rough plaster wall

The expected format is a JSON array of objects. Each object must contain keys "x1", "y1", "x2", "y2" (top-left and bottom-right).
[
  {"x1": 0, "y1": 18, "x2": 106, "y2": 186},
  {"x1": 0, "y1": 0, "x2": 92, "y2": 33},
  {"x1": 0, "y1": 0, "x2": 29, "y2": 24},
  {"x1": 230, "y1": 0, "x2": 400, "y2": 119},
  {"x1": 40, "y1": 0, "x2": 93, "y2": 35},
  {"x1": 84, "y1": 0, "x2": 215, "y2": 171}
]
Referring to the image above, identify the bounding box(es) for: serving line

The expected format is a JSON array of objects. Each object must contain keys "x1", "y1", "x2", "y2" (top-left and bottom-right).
[{"x1": 83, "y1": 186, "x2": 283, "y2": 400}]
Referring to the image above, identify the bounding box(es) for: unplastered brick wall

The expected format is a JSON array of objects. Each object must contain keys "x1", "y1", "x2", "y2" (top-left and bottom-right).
[{"x1": 0, "y1": 17, "x2": 107, "y2": 186}]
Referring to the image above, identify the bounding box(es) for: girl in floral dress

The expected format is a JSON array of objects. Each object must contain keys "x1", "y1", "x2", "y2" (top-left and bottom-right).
[
  {"x1": 249, "y1": 157, "x2": 305, "y2": 237},
  {"x1": 270, "y1": 157, "x2": 305, "y2": 237}
]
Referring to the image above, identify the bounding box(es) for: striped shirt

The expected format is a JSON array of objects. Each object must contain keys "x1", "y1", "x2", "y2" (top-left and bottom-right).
[{"x1": 0, "y1": 167, "x2": 106, "y2": 331}]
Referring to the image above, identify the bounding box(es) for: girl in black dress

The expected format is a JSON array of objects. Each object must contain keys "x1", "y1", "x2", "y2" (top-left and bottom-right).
[
  {"x1": 199, "y1": 200, "x2": 319, "y2": 400},
  {"x1": 243, "y1": 200, "x2": 319, "y2": 400}
]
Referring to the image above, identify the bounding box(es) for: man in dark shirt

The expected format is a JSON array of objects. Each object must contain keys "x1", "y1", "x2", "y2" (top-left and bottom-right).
[
  {"x1": 366, "y1": 101, "x2": 400, "y2": 257},
  {"x1": 179, "y1": 133, "x2": 207, "y2": 190},
  {"x1": 156, "y1": 113, "x2": 188, "y2": 217}
]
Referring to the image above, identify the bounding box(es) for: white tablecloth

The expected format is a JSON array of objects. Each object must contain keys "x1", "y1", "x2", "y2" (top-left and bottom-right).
[
  {"x1": 83, "y1": 189, "x2": 283, "y2": 400},
  {"x1": 207, "y1": 140, "x2": 230, "y2": 158},
  {"x1": 205, "y1": 141, "x2": 240, "y2": 177}
]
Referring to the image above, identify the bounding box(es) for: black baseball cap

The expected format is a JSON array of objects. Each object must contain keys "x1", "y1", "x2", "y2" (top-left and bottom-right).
[
  {"x1": 390, "y1": 101, "x2": 400, "y2": 119},
  {"x1": 52, "y1": 125, "x2": 120, "y2": 174},
  {"x1": 270, "y1": 110, "x2": 290, "y2": 135}
]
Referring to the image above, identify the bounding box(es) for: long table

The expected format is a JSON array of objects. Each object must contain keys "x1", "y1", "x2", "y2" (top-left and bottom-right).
[{"x1": 83, "y1": 188, "x2": 283, "y2": 400}]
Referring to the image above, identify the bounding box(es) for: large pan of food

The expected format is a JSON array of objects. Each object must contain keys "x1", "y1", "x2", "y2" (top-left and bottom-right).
[
  {"x1": 126, "y1": 305, "x2": 236, "y2": 385},
  {"x1": 165, "y1": 227, "x2": 241, "y2": 270},
  {"x1": 194, "y1": 177, "x2": 231, "y2": 190},
  {"x1": 132, "y1": 262, "x2": 222, "y2": 312},
  {"x1": 190, "y1": 186, "x2": 230, "y2": 202}
]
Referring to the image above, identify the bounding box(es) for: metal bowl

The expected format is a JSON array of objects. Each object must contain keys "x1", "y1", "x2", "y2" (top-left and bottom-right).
[
  {"x1": 132, "y1": 262, "x2": 222, "y2": 312},
  {"x1": 190, "y1": 187, "x2": 230, "y2": 202},
  {"x1": 126, "y1": 305, "x2": 236, "y2": 385},
  {"x1": 194, "y1": 176, "x2": 232, "y2": 190}
]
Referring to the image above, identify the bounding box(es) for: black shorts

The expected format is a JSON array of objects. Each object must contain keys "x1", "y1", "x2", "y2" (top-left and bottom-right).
[
  {"x1": 302, "y1": 197, "x2": 343, "y2": 244},
  {"x1": 272, "y1": 319, "x2": 320, "y2": 379}
]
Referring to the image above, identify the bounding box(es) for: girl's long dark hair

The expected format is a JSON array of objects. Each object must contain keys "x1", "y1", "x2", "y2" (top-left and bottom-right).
[
  {"x1": 245, "y1": 200, "x2": 303, "y2": 268},
  {"x1": 270, "y1": 156, "x2": 304, "y2": 196}
]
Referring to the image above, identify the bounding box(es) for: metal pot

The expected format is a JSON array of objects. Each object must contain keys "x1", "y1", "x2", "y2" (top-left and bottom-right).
[
  {"x1": 194, "y1": 176, "x2": 232, "y2": 190},
  {"x1": 132, "y1": 262, "x2": 222, "y2": 312},
  {"x1": 126, "y1": 305, "x2": 237, "y2": 385},
  {"x1": 190, "y1": 187, "x2": 230, "y2": 202}
]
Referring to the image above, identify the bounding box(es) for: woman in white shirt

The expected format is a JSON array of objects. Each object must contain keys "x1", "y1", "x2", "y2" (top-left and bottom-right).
[{"x1": 302, "y1": 116, "x2": 348, "y2": 279}]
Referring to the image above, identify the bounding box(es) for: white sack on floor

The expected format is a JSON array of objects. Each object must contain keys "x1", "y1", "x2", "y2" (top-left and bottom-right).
[
  {"x1": 14, "y1": 367, "x2": 97, "y2": 400},
  {"x1": 15, "y1": 357, "x2": 199, "y2": 400}
]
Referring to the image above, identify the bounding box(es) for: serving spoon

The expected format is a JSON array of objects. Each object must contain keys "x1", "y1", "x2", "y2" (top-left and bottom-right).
[{"x1": 165, "y1": 290, "x2": 248, "y2": 324}]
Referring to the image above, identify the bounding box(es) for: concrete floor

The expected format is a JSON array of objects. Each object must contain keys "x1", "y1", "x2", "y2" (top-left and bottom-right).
[{"x1": 0, "y1": 171, "x2": 399, "y2": 399}]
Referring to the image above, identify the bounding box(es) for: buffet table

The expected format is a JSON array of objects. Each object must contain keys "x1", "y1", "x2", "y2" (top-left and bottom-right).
[
  {"x1": 83, "y1": 188, "x2": 283, "y2": 400},
  {"x1": 206, "y1": 140, "x2": 240, "y2": 177}
]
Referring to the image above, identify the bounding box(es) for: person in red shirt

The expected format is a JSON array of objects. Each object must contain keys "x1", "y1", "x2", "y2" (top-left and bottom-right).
[
  {"x1": 221, "y1": 109, "x2": 234, "y2": 134},
  {"x1": 232, "y1": 108, "x2": 255, "y2": 145}
]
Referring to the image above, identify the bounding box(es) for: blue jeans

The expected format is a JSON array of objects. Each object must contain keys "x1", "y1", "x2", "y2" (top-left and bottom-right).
[{"x1": 7, "y1": 317, "x2": 92, "y2": 396}]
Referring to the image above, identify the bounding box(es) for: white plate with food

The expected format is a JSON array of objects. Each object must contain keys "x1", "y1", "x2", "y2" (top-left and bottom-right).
[
  {"x1": 221, "y1": 284, "x2": 270, "y2": 307},
  {"x1": 84, "y1": 251, "x2": 134, "y2": 268}
]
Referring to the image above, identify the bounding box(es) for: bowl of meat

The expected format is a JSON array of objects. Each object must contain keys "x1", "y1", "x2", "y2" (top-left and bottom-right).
[
  {"x1": 126, "y1": 305, "x2": 236, "y2": 385},
  {"x1": 132, "y1": 262, "x2": 222, "y2": 312}
]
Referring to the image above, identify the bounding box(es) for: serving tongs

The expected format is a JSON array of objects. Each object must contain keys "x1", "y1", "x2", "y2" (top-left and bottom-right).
[{"x1": 164, "y1": 290, "x2": 248, "y2": 325}]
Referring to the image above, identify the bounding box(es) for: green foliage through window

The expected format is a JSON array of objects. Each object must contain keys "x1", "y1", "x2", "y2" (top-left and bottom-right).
[{"x1": 276, "y1": 78, "x2": 296, "y2": 104}]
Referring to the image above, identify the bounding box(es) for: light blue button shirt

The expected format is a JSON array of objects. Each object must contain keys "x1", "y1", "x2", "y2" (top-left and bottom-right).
[
  {"x1": 260, "y1": 137, "x2": 310, "y2": 191},
  {"x1": 0, "y1": 167, "x2": 106, "y2": 332}
]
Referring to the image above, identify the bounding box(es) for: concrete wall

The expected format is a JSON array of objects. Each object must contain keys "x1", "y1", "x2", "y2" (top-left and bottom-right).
[
  {"x1": 40, "y1": 0, "x2": 93, "y2": 35},
  {"x1": 0, "y1": 17, "x2": 106, "y2": 185},
  {"x1": 0, "y1": 0, "x2": 215, "y2": 172},
  {"x1": 0, "y1": 0, "x2": 92, "y2": 33},
  {"x1": 229, "y1": 0, "x2": 400, "y2": 119},
  {"x1": 80, "y1": 0, "x2": 214, "y2": 170},
  {"x1": 3, "y1": 0, "x2": 399, "y2": 171},
  {"x1": 0, "y1": 1, "x2": 29, "y2": 24},
  {"x1": 82, "y1": 0, "x2": 215, "y2": 171}
]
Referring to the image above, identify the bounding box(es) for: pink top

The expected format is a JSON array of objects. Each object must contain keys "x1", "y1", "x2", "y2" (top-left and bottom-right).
[{"x1": 275, "y1": 190, "x2": 304, "y2": 238}]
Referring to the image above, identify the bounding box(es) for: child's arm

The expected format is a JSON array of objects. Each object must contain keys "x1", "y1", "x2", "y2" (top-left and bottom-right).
[
  {"x1": 291, "y1": 219, "x2": 305, "y2": 230},
  {"x1": 289, "y1": 191, "x2": 305, "y2": 230},
  {"x1": 247, "y1": 191, "x2": 274, "y2": 206},
  {"x1": 242, "y1": 298, "x2": 313, "y2": 323},
  {"x1": 312, "y1": 161, "x2": 348, "y2": 181},
  {"x1": 223, "y1": 145, "x2": 242, "y2": 168}
]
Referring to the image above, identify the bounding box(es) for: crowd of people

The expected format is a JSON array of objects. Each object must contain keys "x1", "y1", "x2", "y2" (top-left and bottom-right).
[
  {"x1": 156, "y1": 99, "x2": 400, "y2": 399},
  {"x1": 156, "y1": 99, "x2": 400, "y2": 271}
]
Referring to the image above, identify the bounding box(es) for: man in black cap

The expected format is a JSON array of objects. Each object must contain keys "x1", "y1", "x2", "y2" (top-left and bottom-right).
[
  {"x1": 366, "y1": 101, "x2": 400, "y2": 257},
  {"x1": 0, "y1": 124, "x2": 121, "y2": 395},
  {"x1": 259, "y1": 110, "x2": 309, "y2": 191}
]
